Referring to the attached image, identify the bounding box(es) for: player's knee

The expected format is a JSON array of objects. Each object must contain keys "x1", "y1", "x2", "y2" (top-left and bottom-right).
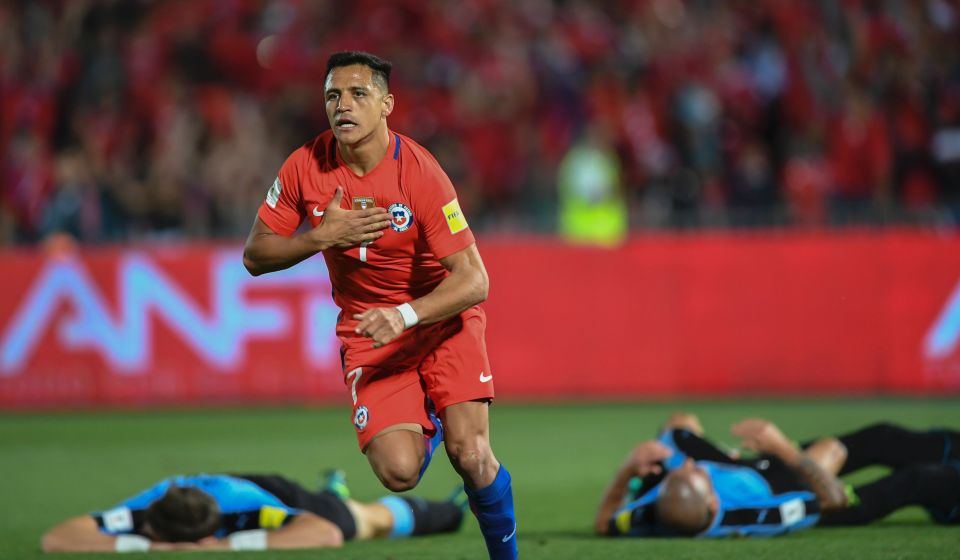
[
  {"x1": 445, "y1": 437, "x2": 493, "y2": 478},
  {"x1": 372, "y1": 456, "x2": 421, "y2": 492}
]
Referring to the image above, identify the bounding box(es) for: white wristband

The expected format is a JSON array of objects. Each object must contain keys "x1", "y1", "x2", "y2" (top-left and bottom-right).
[
  {"x1": 396, "y1": 303, "x2": 419, "y2": 329},
  {"x1": 229, "y1": 529, "x2": 268, "y2": 551},
  {"x1": 115, "y1": 534, "x2": 151, "y2": 553}
]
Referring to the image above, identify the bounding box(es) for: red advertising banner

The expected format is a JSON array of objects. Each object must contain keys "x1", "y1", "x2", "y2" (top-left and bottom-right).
[{"x1": 1, "y1": 230, "x2": 959, "y2": 408}]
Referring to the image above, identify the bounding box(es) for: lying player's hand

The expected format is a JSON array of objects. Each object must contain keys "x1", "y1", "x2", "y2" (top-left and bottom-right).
[
  {"x1": 731, "y1": 418, "x2": 792, "y2": 456},
  {"x1": 150, "y1": 541, "x2": 204, "y2": 551},
  {"x1": 627, "y1": 440, "x2": 673, "y2": 477},
  {"x1": 661, "y1": 412, "x2": 704, "y2": 436},
  {"x1": 309, "y1": 187, "x2": 391, "y2": 249},
  {"x1": 353, "y1": 307, "x2": 406, "y2": 348},
  {"x1": 194, "y1": 537, "x2": 229, "y2": 550}
]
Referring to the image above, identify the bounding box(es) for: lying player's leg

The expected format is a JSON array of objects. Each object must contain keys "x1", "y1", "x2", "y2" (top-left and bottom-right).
[
  {"x1": 252, "y1": 472, "x2": 465, "y2": 541},
  {"x1": 819, "y1": 462, "x2": 960, "y2": 526},
  {"x1": 348, "y1": 495, "x2": 465, "y2": 540},
  {"x1": 821, "y1": 423, "x2": 960, "y2": 476}
]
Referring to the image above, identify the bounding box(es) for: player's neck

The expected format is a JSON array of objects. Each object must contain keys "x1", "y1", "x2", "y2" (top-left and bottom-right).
[{"x1": 337, "y1": 126, "x2": 391, "y2": 176}]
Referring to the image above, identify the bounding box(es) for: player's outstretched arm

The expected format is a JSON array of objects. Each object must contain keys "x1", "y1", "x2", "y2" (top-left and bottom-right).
[
  {"x1": 353, "y1": 243, "x2": 488, "y2": 347},
  {"x1": 42, "y1": 516, "x2": 113, "y2": 552},
  {"x1": 262, "y1": 512, "x2": 344, "y2": 549},
  {"x1": 731, "y1": 418, "x2": 847, "y2": 510},
  {"x1": 40, "y1": 516, "x2": 167, "y2": 553},
  {"x1": 593, "y1": 441, "x2": 672, "y2": 535},
  {"x1": 243, "y1": 187, "x2": 391, "y2": 276},
  {"x1": 192, "y1": 512, "x2": 344, "y2": 551}
]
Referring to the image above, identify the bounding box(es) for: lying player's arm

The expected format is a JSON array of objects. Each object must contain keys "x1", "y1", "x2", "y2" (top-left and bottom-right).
[
  {"x1": 353, "y1": 244, "x2": 488, "y2": 347},
  {"x1": 243, "y1": 187, "x2": 391, "y2": 276},
  {"x1": 41, "y1": 515, "x2": 217, "y2": 553},
  {"x1": 732, "y1": 418, "x2": 848, "y2": 510},
  {"x1": 594, "y1": 441, "x2": 672, "y2": 535},
  {"x1": 803, "y1": 437, "x2": 848, "y2": 476},
  {"x1": 263, "y1": 512, "x2": 344, "y2": 549},
  {"x1": 41, "y1": 516, "x2": 120, "y2": 553},
  {"x1": 192, "y1": 512, "x2": 343, "y2": 551},
  {"x1": 39, "y1": 516, "x2": 198, "y2": 553}
]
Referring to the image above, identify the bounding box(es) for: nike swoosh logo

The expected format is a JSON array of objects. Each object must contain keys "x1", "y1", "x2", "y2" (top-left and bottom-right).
[
  {"x1": 312, "y1": 206, "x2": 324, "y2": 217},
  {"x1": 479, "y1": 372, "x2": 493, "y2": 383},
  {"x1": 501, "y1": 523, "x2": 517, "y2": 543}
]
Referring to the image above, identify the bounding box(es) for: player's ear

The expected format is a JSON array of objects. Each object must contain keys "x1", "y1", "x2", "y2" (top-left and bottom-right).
[
  {"x1": 707, "y1": 494, "x2": 719, "y2": 516},
  {"x1": 381, "y1": 93, "x2": 394, "y2": 119}
]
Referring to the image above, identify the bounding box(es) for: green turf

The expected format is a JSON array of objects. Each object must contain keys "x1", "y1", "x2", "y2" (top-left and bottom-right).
[{"x1": 2, "y1": 399, "x2": 958, "y2": 559}]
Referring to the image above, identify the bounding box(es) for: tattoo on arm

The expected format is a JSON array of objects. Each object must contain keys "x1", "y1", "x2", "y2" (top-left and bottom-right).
[{"x1": 793, "y1": 455, "x2": 848, "y2": 510}]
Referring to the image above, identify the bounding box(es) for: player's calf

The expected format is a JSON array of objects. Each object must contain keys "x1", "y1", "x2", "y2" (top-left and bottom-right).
[{"x1": 442, "y1": 401, "x2": 517, "y2": 559}]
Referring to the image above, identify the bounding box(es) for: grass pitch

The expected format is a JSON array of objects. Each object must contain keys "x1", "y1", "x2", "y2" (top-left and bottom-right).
[{"x1": 2, "y1": 399, "x2": 958, "y2": 559}]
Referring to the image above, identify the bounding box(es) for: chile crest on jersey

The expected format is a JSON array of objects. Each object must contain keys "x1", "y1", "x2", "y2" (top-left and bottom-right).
[{"x1": 388, "y1": 203, "x2": 413, "y2": 232}]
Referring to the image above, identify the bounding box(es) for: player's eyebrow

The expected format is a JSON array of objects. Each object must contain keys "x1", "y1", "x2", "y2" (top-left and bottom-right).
[{"x1": 325, "y1": 85, "x2": 373, "y2": 95}]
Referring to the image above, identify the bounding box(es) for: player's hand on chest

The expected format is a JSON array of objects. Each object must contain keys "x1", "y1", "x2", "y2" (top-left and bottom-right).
[{"x1": 306, "y1": 184, "x2": 418, "y2": 261}]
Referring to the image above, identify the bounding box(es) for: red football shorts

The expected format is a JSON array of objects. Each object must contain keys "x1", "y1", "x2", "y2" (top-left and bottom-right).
[{"x1": 337, "y1": 307, "x2": 495, "y2": 450}]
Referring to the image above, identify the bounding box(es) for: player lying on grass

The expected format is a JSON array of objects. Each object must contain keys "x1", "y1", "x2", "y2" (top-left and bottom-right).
[
  {"x1": 41, "y1": 471, "x2": 464, "y2": 552},
  {"x1": 594, "y1": 413, "x2": 960, "y2": 537}
]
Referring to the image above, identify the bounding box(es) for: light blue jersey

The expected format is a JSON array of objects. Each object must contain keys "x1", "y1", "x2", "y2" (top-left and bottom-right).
[
  {"x1": 93, "y1": 474, "x2": 299, "y2": 538},
  {"x1": 608, "y1": 430, "x2": 820, "y2": 538}
]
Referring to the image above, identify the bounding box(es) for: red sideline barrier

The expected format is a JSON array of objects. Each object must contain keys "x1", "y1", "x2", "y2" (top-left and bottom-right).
[{"x1": 1, "y1": 230, "x2": 959, "y2": 408}]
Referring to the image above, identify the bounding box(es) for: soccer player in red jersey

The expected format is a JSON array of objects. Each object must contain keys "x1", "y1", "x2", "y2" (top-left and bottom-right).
[{"x1": 243, "y1": 51, "x2": 517, "y2": 560}]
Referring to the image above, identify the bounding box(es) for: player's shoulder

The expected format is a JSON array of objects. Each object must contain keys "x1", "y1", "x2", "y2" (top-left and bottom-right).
[
  {"x1": 284, "y1": 130, "x2": 339, "y2": 173},
  {"x1": 395, "y1": 131, "x2": 444, "y2": 173}
]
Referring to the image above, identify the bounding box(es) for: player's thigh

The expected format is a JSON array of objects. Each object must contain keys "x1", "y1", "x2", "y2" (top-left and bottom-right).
[
  {"x1": 440, "y1": 399, "x2": 492, "y2": 446},
  {"x1": 419, "y1": 308, "x2": 494, "y2": 412},
  {"x1": 365, "y1": 428, "x2": 427, "y2": 481},
  {"x1": 344, "y1": 365, "x2": 432, "y2": 451}
]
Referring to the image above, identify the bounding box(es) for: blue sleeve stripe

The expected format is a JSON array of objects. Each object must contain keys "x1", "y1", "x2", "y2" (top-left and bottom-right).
[
  {"x1": 657, "y1": 430, "x2": 686, "y2": 470},
  {"x1": 379, "y1": 496, "x2": 414, "y2": 538},
  {"x1": 614, "y1": 484, "x2": 660, "y2": 517}
]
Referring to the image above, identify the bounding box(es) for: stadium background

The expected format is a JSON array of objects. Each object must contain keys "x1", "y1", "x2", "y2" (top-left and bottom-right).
[{"x1": 1, "y1": 1, "x2": 959, "y2": 558}]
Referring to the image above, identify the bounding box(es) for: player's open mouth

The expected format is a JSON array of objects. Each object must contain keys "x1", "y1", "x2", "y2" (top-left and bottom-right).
[{"x1": 335, "y1": 119, "x2": 357, "y2": 130}]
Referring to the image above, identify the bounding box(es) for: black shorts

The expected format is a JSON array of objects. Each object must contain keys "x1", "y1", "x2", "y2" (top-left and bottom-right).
[{"x1": 233, "y1": 474, "x2": 357, "y2": 540}]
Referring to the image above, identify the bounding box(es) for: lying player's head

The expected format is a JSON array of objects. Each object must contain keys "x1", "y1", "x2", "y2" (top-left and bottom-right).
[
  {"x1": 657, "y1": 459, "x2": 717, "y2": 536},
  {"x1": 144, "y1": 486, "x2": 220, "y2": 542},
  {"x1": 324, "y1": 51, "x2": 394, "y2": 145}
]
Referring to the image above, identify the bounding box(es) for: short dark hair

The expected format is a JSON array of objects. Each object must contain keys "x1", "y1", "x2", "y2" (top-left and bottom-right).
[
  {"x1": 325, "y1": 51, "x2": 392, "y2": 93},
  {"x1": 146, "y1": 486, "x2": 220, "y2": 542}
]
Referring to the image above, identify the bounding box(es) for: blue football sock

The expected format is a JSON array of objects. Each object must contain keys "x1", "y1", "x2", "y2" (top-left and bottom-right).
[
  {"x1": 464, "y1": 465, "x2": 517, "y2": 560},
  {"x1": 378, "y1": 496, "x2": 415, "y2": 538},
  {"x1": 418, "y1": 411, "x2": 443, "y2": 481}
]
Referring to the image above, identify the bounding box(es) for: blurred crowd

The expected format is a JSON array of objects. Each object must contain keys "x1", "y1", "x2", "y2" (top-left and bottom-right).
[{"x1": 2, "y1": 0, "x2": 960, "y2": 245}]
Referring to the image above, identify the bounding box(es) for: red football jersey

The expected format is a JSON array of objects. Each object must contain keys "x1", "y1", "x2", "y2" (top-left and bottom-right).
[{"x1": 258, "y1": 130, "x2": 476, "y2": 319}]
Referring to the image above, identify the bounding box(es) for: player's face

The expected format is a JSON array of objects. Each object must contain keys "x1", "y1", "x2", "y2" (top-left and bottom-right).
[{"x1": 324, "y1": 64, "x2": 394, "y2": 146}]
